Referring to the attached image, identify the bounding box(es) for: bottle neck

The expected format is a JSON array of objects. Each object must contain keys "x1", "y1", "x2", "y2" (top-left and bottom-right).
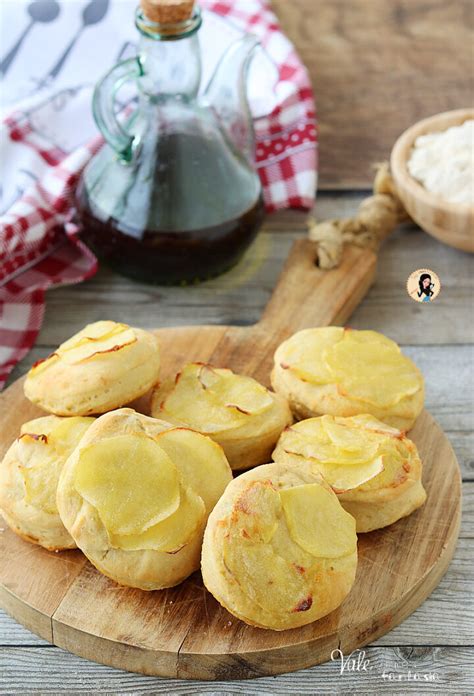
[{"x1": 135, "y1": 6, "x2": 202, "y2": 102}]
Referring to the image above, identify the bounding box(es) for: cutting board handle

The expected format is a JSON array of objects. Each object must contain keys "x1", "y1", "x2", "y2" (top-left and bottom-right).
[{"x1": 257, "y1": 239, "x2": 377, "y2": 338}]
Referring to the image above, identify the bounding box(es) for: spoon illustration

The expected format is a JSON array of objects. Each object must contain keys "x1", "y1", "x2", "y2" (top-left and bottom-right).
[
  {"x1": 43, "y1": 0, "x2": 110, "y2": 82},
  {"x1": 0, "y1": 0, "x2": 60, "y2": 77}
]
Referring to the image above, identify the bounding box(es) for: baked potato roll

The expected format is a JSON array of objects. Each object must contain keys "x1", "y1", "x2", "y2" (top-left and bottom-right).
[
  {"x1": 271, "y1": 327, "x2": 424, "y2": 430},
  {"x1": 24, "y1": 321, "x2": 160, "y2": 416},
  {"x1": 151, "y1": 363, "x2": 292, "y2": 470},
  {"x1": 273, "y1": 414, "x2": 426, "y2": 532},
  {"x1": 201, "y1": 461, "x2": 357, "y2": 630},
  {"x1": 57, "y1": 408, "x2": 232, "y2": 590}
]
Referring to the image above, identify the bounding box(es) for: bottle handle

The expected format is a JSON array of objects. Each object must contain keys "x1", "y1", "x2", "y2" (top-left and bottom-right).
[{"x1": 92, "y1": 57, "x2": 144, "y2": 162}]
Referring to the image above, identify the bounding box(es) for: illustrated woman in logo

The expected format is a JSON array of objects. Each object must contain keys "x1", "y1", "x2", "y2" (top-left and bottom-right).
[{"x1": 418, "y1": 273, "x2": 435, "y2": 302}]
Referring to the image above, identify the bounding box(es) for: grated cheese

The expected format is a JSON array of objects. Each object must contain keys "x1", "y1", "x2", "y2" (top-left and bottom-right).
[{"x1": 407, "y1": 119, "x2": 474, "y2": 206}]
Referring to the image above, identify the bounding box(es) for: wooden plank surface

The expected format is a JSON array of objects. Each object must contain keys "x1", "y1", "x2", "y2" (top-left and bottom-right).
[
  {"x1": 1, "y1": 647, "x2": 472, "y2": 694},
  {"x1": 271, "y1": 0, "x2": 474, "y2": 188},
  {"x1": 1, "y1": 193, "x2": 472, "y2": 691},
  {"x1": 0, "y1": 535, "x2": 470, "y2": 647}
]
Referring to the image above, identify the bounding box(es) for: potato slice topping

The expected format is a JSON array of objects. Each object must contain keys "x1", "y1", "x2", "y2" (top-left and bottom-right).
[
  {"x1": 274, "y1": 414, "x2": 417, "y2": 493},
  {"x1": 325, "y1": 335, "x2": 421, "y2": 407},
  {"x1": 219, "y1": 473, "x2": 357, "y2": 619},
  {"x1": 18, "y1": 434, "x2": 61, "y2": 514},
  {"x1": 28, "y1": 322, "x2": 137, "y2": 374},
  {"x1": 152, "y1": 427, "x2": 233, "y2": 512},
  {"x1": 74, "y1": 434, "x2": 180, "y2": 536},
  {"x1": 280, "y1": 483, "x2": 356, "y2": 558},
  {"x1": 161, "y1": 363, "x2": 274, "y2": 432},
  {"x1": 57, "y1": 321, "x2": 137, "y2": 364},
  {"x1": 108, "y1": 485, "x2": 205, "y2": 552},
  {"x1": 198, "y1": 365, "x2": 273, "y2": 414},
  {"x1": 18, "y1": 417, "x2": 94, "y2": 514},
  {"x1": 278, "y1": 327, "x2": 343, "y2": 384},
  {"x1": 46, "y1": 417, "x2": 94, "y2": 455},
  {"x1": 277, "y1": 328, "x2": 423, "y2": 407}
]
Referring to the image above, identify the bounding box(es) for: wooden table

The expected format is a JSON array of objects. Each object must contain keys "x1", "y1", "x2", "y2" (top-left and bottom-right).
[
  {"x1": 272, "y1": 0, "x2": 474, "y2": 189},
  {"x1": 1, "y1": 1, "x2": 473, "y2": 693}
]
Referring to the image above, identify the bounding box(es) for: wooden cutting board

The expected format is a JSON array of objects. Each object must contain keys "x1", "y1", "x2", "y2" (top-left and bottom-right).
[{"x1": 0, "y1": 241, "x2": 461, "y2": 680}]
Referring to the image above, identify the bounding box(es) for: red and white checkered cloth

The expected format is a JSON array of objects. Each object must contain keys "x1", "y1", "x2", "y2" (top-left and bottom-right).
[{"x1": 0, "y1": 0, "x2": 317, "y2": 389}]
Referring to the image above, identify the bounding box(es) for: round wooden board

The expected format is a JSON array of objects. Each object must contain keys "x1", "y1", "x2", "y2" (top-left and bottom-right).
[{"x1": 0, "y1": 322, "x2": 462, "y2": 680}]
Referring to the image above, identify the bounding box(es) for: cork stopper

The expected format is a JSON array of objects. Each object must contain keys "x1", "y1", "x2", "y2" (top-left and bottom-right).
[{"x1": 140, "y1": 0, "x2": 195, "y2": 24}]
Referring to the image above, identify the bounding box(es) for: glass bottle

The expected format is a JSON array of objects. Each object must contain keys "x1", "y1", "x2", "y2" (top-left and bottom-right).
[{"x1": 75, "y1": 0, "x2": 265, "y2": 285}]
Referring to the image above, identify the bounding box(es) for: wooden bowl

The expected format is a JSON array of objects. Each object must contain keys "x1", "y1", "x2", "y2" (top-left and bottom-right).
[{"x1": 391, "y1": 108, "x2": 474, "y2": 253}]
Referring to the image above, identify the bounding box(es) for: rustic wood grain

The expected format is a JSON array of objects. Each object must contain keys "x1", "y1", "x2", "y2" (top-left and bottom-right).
[
  {"x1": 0, "y1": 611, "x2": 49, "y2": 646},
  {"x1": 3, "y1": 533, "x2": 473, "y2": 649},
  {"x1": 460, "y1": 484, "x2": 473, "y2": 537},
  {"x1": 1, "y1": 646, "x2": 472, "y2": 694},
  {"x1": 271, "y1": 0, "x2": 474, "y2": 188}
]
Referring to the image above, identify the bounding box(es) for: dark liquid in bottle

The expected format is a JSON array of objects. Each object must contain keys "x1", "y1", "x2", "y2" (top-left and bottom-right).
[{"x1": 76, "y1": 132, "x2": 265, "y2": 285}]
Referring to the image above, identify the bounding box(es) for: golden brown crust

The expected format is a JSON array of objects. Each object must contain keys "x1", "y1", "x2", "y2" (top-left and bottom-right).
[
  {"x1": 201, "y1": 462, "x2": 358, "y2": 630},
  {"x1": 339, "y1": 479, "x2": 426, "y2": 532},
  {"x1": 24, "y1": 322, "x2": 161, "y2": 416}
]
